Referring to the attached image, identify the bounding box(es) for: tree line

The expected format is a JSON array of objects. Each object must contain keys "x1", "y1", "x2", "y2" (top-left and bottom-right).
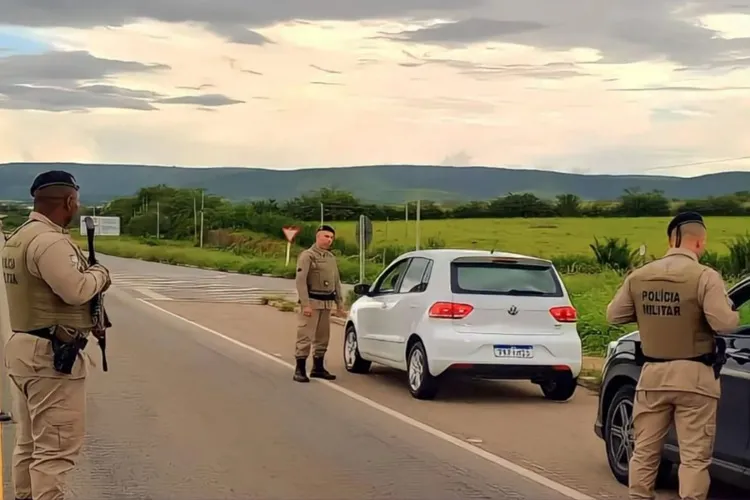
[{"x1": 3, "y1": 186, "x2": 750, "y2": 245}]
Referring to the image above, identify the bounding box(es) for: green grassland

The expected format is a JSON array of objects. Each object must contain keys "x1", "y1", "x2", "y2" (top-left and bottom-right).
[
  {"x1": 86, "y1": 220, "x2": 750, "y2": 357},
  {"x1": 331, "y1": 216, "x2": 750, "y2": 257}
]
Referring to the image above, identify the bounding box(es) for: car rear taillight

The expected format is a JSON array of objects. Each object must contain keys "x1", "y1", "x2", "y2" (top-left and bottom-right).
[
  {"x1": 549, "y1": 306, "x2": 577, "y2": 323},
  {"x1": 428, "y1": 301, "x2": 474, "y2": 319}
]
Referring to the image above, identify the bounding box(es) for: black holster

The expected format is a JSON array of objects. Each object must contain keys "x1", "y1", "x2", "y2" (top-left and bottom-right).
[{"x1": 50, "y1": 335, "x2": 88, "y2": 375}]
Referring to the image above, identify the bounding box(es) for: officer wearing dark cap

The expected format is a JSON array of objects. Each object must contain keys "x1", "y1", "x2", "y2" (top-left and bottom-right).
[
  {"x1": 1, "y1": 170, "x2": 111, "y2": 500},
  {"x1": 293, "y1": 224, "x2": 345, "y2": 382},
  {"x1": 606, "y1": 211, "x2": 738, "y2": 500}
]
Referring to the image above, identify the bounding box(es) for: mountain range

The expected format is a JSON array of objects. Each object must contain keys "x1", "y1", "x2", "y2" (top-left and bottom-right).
[{"x1": 0, "y1": 162, "x2": 748, "y2": 204}]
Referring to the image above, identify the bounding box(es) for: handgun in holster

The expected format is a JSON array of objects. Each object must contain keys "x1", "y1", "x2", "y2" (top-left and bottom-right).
[
  {"x1": 711, "y1": 337, "x2": 727, "y2": 380},
  {"x1": 48, "y1": 326, "x2": 88, "y2": 375}
]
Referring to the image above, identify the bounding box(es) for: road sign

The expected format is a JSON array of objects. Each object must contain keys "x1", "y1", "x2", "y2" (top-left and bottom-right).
[
  {"x1": 282, "y1": 226, "x2": 300, "y2": 243},
  {"x1": 355, "y1": 215, "x2": 373, "y2": 248},
  {"x1": 79, "y1": 216, "x2": 120, "y2": 236}
]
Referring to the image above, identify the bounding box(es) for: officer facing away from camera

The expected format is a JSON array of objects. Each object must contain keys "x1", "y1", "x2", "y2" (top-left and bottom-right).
[
  {"x1": 293, "y1": 224, "x2": 346, "y2": 383},
  {"x1": 606, "y1": 211, "x2": 739, "y2": 500},
  {"x1": 1, "y1": 170, "x2": 111, "y2": 500}
]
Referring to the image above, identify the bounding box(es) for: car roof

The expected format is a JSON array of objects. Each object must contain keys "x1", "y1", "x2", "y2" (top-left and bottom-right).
[{"x1": 396, "y1": 248, "x2": 553, "y2": 263}]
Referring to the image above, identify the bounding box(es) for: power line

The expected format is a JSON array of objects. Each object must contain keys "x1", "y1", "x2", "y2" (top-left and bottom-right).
[{"x1": 641, "y1": 155, "x2": 750, "y2": 172}]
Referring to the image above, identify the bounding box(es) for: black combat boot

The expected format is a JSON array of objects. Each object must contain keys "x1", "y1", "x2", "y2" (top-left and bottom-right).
[
  {"x1": 310, "y1": 356, "x2": 336, "y2": 380},
  {"x1": 293, "y1": 357, "x2": 310, "y2": 383}
]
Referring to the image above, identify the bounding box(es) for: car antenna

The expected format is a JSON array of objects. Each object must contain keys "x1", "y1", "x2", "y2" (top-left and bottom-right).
[{"x1": 490, "y1": 240, "x2": 498, "y2": 254}]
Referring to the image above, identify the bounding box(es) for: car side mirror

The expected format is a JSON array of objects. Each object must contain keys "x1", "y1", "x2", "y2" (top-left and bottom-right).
[{"x1": 353, "y1": 283, "x2": 371, "y2": 296}]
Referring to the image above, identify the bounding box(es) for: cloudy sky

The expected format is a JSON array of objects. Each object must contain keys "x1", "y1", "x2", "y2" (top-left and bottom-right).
[{"x1": 0, "y1": 1, "x2": 749, "y2": 175}]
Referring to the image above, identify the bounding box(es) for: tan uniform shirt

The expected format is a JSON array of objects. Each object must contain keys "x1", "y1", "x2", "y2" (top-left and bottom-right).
[
  {"x1": 0, "y1": 223, "x2": 12, "y2": 344},
  {"x1": 606, "y1": 247, "x2": 739, "y2": 398},
  {"x1": 295, "y1": 245, "x2": 343, "y2": 310},
  {"x1": 2, "y1": 212, "x2": 111, "y2": 379}
]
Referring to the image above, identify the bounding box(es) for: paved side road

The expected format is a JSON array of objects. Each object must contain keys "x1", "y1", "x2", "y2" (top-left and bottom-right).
[{"x1": 2, "y1": 289, "x2": 582, "y2": 500}]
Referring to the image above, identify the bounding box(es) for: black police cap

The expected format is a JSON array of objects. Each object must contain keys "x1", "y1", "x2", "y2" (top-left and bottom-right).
[
  {"x1": 317, "y1": 224, "x2": 335, "y2": 235},
  {"x1": 30, "y1": 170, "x2": 79, "y2": 197},
  {"x1": 667, "y1": 211, "x2": 705, "y2": 237}
]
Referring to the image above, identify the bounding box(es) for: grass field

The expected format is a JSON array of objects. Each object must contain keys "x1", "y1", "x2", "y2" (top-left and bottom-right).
[
  {"x1": 87, "y1": 231, "x2": 750, "y2": 357},
  {"x1": 332, "y1": 216, "x2": 750, "y2": 257}
]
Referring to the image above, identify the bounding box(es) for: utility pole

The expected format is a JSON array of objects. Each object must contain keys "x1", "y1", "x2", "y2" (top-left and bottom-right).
[
  {"x1": 320, "y1": 202, "x2": 324, "y2": 225},
  {"x1": 415, "y1": 199, "x2": 421, "y2": 250},
  {"x1": 404, "y1": 202, "x2": 409, "y2": 238},
  {"x1": 199, "y1": 190, "x2": 205, "y2": 248},
  {"x1": 193, "y1": 195, "x2": 197, "y2": 243},
  {"x1": 156, "y1": 201, "x2": 160, "y2": 239}
]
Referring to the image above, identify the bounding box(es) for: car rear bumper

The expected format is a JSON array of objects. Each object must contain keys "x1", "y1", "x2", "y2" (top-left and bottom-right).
[{"x1": 427, "y1": 329, "x2": 582, "y2": 377}]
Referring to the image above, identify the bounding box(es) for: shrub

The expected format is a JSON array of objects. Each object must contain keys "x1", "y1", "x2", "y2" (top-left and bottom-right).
[
  {"x1": 725, "y1": 232, "x2": 750, "y2": 278},
  {"x1": 589, "y1": 236, "x2": 638, "y2": 271}
]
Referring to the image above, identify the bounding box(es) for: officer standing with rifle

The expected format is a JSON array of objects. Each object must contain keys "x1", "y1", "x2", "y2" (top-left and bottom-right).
[
  {"x1": 1, "y1": 171, "x2": 111, "y2": 500},
  {"x1": 293, "y1": 224, "x2": 345, "y2": 383},
  {"x1": 606, "y1": 212, "x2": 739, "y2": 500}
]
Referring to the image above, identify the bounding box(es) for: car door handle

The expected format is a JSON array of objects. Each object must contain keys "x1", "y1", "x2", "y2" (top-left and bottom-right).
[{"x1": 728, "y1": 349, "x2": 750, "y2": 364}]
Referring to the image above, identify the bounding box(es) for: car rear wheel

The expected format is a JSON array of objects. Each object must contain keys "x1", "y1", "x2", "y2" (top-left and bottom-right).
[
  {"x1": 605, "y1": 384, "x2": 673, "y2": 487},
  {"x1": 407, "y1": 340, "x2": 439, "y2": 400},
  {"x1": 343, "y1": 325, "x2": 371, "y2": 374},
  {"x1": 539, "y1": 372, "x2": 578, "y2": 401}
]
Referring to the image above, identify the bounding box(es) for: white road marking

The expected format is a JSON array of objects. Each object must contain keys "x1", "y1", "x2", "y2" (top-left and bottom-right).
[
  {"x1": 134, "y1": 287, "x2": 173, "y2": 301},
  {"x1": 139, "y1": 298, "x2": 595, "y2": 500},
  {"x1": 110, "y1": 272, "x2": 295, "y2": 303}
]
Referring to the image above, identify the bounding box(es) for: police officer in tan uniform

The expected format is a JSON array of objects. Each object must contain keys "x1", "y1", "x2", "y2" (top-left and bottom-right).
[
  {"x1": 0, "y1": 215, "x2": 14, "y2": 423},
  {"x1": 606, "y1": 212, "x2": 739, "y2": 500},
  {"x1": 1, "y1": 171, "x2": 111, "y2": 500},
  {"x1": 293, "y1": 224, "x2": 345, "y2": 383}
]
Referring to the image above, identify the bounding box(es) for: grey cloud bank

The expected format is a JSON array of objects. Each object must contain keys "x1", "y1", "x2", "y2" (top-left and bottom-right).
[{"x1": 0, "y1": 50, "x2": 244, "y2": 111}]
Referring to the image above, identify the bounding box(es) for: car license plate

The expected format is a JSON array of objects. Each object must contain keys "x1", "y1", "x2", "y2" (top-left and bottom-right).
[{"x1": 494, "y1": 345, "x2": 534, "y2": 358}]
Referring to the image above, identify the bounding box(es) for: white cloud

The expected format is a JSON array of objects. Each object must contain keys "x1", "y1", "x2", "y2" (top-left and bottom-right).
[{"x1": 0, "y1": 5, "x2": 748, "y2": 174}]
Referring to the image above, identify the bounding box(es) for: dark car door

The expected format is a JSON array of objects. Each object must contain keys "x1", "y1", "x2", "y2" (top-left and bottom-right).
[
  {"x1": 723, "y1": 277, "x2": 750, "y2": 468},
  {"x1": 663, "y1": 277, "x2": 750, "y2": 470}
]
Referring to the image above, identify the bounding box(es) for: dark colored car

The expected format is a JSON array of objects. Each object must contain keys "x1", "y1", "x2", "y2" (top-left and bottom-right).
[{"x1": 595, "y1": 275, "x2": 750, "y2": 489}]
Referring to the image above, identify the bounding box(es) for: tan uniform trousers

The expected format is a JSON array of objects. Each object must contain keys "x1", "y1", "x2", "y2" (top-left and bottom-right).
[
  {"x1": 295, "y1": 307, "x2": 331, "y2": 359},
  {"x1": 5, "y1": 333, "x2": 88, "y2": 500},
  {"x1": 9, "y1": 374, "x2": 86, "y2": 500},
  {"x1": 629, "y1": 389, "x2": 717, "y2": 500}
]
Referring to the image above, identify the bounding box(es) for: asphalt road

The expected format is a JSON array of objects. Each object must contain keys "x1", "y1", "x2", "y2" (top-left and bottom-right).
[
  {"x1": 1, "y1": 255, "x2": 746, "y2": 499},
  {"x1": 0, "y1": 257, "x2": 588, "y2": 500}
]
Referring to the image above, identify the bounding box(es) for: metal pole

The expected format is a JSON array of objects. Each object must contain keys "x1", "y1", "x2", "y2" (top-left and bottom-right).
[
  {"x1": 200, "y1": 191, "x2": 205, "y2": 248},
  {"x1": 405, "y1": 202, "x2": 408, "y2": 238},
  {"x1": 359, "y1": 215, "x2": 365, "y2": 283},
  {"x1": 415, "y1": 199, "x2": 421, "y2": 250},
  {"x1": 320, "y1": 203, "x2": 324, "y2": 225},
  {"x1": 156, "y1": 201, "x2": 160, "y2": 239}
]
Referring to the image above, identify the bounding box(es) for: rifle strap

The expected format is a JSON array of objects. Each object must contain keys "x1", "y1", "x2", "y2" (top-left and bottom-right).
[{"x1": 99, "y1": 341, "x2": 108, "y2": 372}]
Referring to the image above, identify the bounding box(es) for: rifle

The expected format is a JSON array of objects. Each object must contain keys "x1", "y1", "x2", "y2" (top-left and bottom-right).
[{"x1": 84, "y1": 216, "x2": 111, "y2": 371}]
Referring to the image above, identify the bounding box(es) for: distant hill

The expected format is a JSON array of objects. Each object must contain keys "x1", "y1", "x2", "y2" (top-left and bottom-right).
[{"x1": 1, "y1": 162, "x2": 749, "y2": 204}]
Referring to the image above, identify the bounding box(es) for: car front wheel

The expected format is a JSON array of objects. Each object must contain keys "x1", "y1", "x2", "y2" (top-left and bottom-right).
[
  {"x1": 406, "y1": 340, "x2": 439, "y2": 400},
  {"x1": 605, "y1": 384, "x2": 672, "y2": 487}
]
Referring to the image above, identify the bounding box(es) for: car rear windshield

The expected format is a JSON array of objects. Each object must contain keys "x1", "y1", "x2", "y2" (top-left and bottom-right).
[{"x1": 450, "y1": 261, "x2": 564, "y2": 297}]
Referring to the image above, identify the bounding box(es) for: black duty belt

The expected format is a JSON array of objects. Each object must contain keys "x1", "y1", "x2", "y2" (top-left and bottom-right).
[
  {"x1": 643, "y1": 354, "x2": 713, "y2": 366},
  {"x1": 308, "y1": 291, "x2": 336, "y2": 301}
]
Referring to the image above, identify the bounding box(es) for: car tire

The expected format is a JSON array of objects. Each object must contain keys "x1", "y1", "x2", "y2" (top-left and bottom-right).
[
  {"x1": 406, "y1": 340, "x2": 439, "y2": 400},
  {"x1": 539, "y1": 372, "x2": 578, "y2": 401},
  {"x1": 343, "y1": 325, "x2": 371, "y2": 374},
  {"x1": 604, "y1": 384, "x2": 673, "y2": 487}
]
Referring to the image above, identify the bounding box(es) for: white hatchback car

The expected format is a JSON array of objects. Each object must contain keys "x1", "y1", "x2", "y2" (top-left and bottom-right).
[{"x1": 343, "y1": 249, "x2": 583, "y2": 400}]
